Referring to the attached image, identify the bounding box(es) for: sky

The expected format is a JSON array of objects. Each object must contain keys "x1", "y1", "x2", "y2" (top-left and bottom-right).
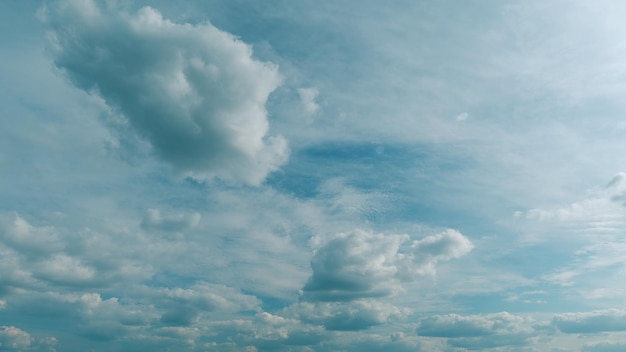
[{"x1": 2, "y1": 0, "x2": 626, "y2": 351}]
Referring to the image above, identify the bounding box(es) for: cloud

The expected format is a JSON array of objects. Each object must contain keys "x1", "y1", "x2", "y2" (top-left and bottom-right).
[
  {"x1": 0, "y1": 326, "x2": 31, "y2": 351},
  {"x1": 298, "y1": 87, "x2": 320, "y2": 115},
  {"x1": 302, "y1": 229, "x2": 473, "y2": 302},
  {"x1": 417, "y1": 312, "x2": 533, "y2": 350},
  {"x1": 140, "y1": 209, "x2": 200, "y2": 235},
  {"x1": 0, "y1": 213, "x2": 63, "y2": 256},
  {"x1": 512, "y1": 173, "x2": 626, "y2": 295},
  {"x1": 583, "y1": 342, "x2": 626, "y2": 352},
  {"x1": 0, "y1": 212, "x2": 151, "y2": 291},
  {"x1": 287, "y1": 300, "x2": 405, "y2": 331},
  {"x1": 455, "y1": 112, "x2": 468, "y2": 121},
  {"x1": 156, "y1": 282, "x2": 261, "y2": 326},
  {"x1": 553, "y1": 309, "x2": 626, "y2": 333},
  {"x1": 323, "y1": 333, "x2": 424, "y2": 352},
  {"x1": 417, "y1": 312, "x2": 528, "y2": 338},
  {"x1": 40, "y1": 0, "x2": 288, "y2": 185},
  {"x1": 303, "y1": 230, "x2": 406, "y2": 301},
  {"x1": 514, "y1": 172, "x2": 626, "y2": 240},
  {"x1": 74, "y1": 293, "x2": 155, "y2": 341}
]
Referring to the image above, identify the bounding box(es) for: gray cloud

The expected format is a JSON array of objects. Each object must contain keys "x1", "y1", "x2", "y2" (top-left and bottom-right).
[
  {"x1": 40, "y1": 0, "x2": 288, "y2": 185},
  {"x1": 302, "y1": 229, "x2": 473, "y2": 302}
]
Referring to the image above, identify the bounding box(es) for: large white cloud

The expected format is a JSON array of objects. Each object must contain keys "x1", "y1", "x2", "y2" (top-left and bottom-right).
[
  {"x1": 302, "y1": 229, "x2": 473, "y2": 302},
  {"x1": 39, "y1": 0, "x2": 288, "y2": 185}
]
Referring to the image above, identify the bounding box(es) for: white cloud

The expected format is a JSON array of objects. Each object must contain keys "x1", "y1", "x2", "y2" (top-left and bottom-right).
[
  {"x1": 315, "y1": 178, "x2": 389, "y2": 218},
  {"x1": 417, "y1": 312, "x2": 534, "y2": 350},
  {"x1": 514, "y1": 172, "x2": 626, "y2": 241},
  {"x1": 140, "y1": 209, "x2": 200, "y2": 235},
  {"x1": 298, "y1": 87, "x2": 320, "y2": 116},
  {"x1": 40, "y1": 0, "x2": 288, "y2": 185},
  {"x1": 0, "y1": 212, "x2": 152, "y2": 292},
  {"x1": 34, "y1": 254, "x2": 96, "y2": 286},
  {"x1": 0, "y1": 213, "x2": 63, "y2": 256},
  {"x1": 285, "y1": 299, "x2": 406, "y2": 331},
  {"x1": 0, "y1": 326, "x2": 31, "y2": 351},
  {"x1": 287, "y1": 300, "x2": 405, "y2": 331},
  {"x1": 417, "y1": 312, "x2": 529, "y2": 338},
  {"x1": 455, "y1": 112, "x2": 468, "y2": 121},
  {"x1": 156, "y1": 282, "x2": 261, "y2": 326},
  {"x1": 302, "y1": 229, "x2": 473, "y2": 302},
  {"x1": 583, "y1": 342, "x2": 626, "y2": 352},
  {"x1": 553, "y1": 309, "x2": 626, "y2": 334},
  {"x1": 512, "y1": 173, "x2": 626, "y2": 299},
  {"x1": 408, "y1": 229, "x2": 474, "y2": 275}
]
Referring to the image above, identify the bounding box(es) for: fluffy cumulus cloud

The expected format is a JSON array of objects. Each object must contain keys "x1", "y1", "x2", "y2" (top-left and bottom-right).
[
  {"x1": 39, "y1": 0, "x2": 288, "y2": 185},
  {"x1": 0, "y1": 326, "x2": 31, "y2": 351},
  {"x1": 302, "y1": 229, "x2": 473, "y2": 302},
  {"x1": 156, "y1": 282, "x2": 261, "y2": 326},
  {"x1": 285, "y1": 229, "x2": 472, "y2": 332},
  {"x1": 0, "y1": 212, "x2": 150, "y2": 291},
  {"x1": 553, "y1": 309, "x2": 626, "y2": 334}
]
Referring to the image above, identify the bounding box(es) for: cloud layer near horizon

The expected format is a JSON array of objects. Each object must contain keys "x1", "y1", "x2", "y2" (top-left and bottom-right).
[{"x1": 40, "y1": 0, "x2": 287, "y2": 185}]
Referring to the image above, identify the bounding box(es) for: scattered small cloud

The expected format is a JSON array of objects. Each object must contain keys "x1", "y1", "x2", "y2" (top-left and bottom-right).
[
  {"x1": 298, "y1": 87, "x2": 320, "y2": 116},
  {"x1": 455, "y1": 112, "x2": 469, "y2": 121}
]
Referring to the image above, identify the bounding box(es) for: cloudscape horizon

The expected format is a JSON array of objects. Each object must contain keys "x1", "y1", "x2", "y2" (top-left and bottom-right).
[{"x1": 2, "y1": 1, "x2": 626, "y2": 351}]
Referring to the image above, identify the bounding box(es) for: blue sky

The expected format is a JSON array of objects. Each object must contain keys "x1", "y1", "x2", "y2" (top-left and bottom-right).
[{"x1": 2, "y1": 0, "x2": 626, "y2": 351}]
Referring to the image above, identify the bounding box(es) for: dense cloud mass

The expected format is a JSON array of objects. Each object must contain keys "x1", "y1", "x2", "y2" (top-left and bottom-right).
[
  {"x1": 39, "y1": 0, "x2": 287, "y2": 185},
  {"x1": 302, "y1": 229, "x2": 473, "y2": 302}
]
